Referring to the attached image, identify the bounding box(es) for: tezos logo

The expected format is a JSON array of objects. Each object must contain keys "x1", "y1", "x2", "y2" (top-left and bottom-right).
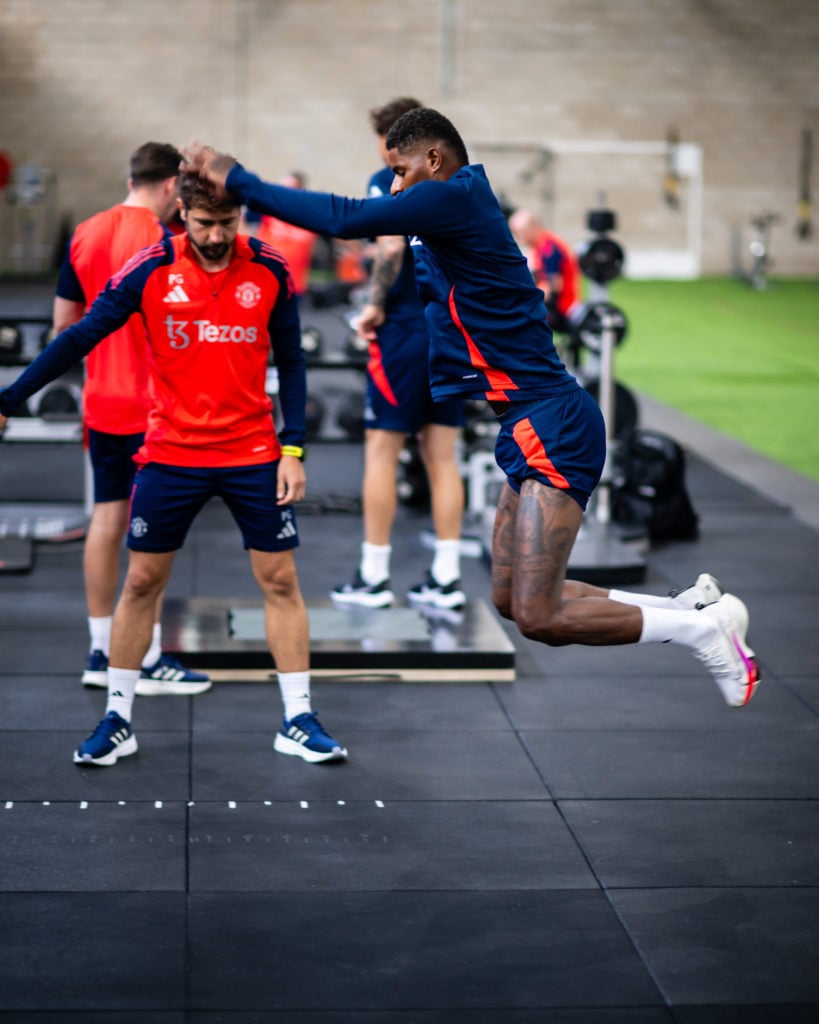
[
  {"x1": 235, "y1": 281, "x2": 262, "y2": 309},
  {"x1": 130, "y1": 516, "x2": 148, "y2": 538}
]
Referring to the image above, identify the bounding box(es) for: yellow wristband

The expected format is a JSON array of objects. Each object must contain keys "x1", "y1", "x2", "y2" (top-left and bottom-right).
[{"x1": 281, "y1": 445, "x2": 305, "y2": 461}]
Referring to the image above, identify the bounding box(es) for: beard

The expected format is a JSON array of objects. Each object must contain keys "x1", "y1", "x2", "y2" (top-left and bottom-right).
[{"x1": 189, "y1": 234, "x2": 231, "y2": 263}]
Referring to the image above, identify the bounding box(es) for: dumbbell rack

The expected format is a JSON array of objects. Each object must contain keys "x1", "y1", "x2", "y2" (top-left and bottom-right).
[
  {"x1": 565, "y1": 206, "x2": 647, "y2": 583},
  {"x1": 0, "y1": 313, "x2": 88, "y2": 573}
]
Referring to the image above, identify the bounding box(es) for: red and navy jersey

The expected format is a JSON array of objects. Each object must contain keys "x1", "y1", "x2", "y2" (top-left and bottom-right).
[
  {"x1": 533, "y1": 230, "x2": 581, "y2": 317},
  {"x1": 230, "y1": 162, "x2": 576, "y2": 405},
  {"x1": 2, "y1": 234, "x2": 305, "y2": 467},
  {"x1": 56, "y1": 204, "x2": 169, "y2": 434}
]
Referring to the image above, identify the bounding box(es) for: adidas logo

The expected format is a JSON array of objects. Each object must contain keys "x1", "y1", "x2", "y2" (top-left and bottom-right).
[
  {"x1": 276, "y1": 520, "x2": 297, "y2": 540},
  {"x1": 162, "y1": 284, "x2": 191, "y2": 303}
]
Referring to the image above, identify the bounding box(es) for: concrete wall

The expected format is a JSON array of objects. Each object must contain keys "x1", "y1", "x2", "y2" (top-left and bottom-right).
[{"x1": 1, "y1": 0, "x2": 817, "y2": 276}]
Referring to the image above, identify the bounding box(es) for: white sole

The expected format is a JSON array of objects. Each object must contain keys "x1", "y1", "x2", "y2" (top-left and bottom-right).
[
  {"x1": 82, "y1": 675, "x2": 108, "y2": 688},
  {"x1": 711, "y1": 594, "x2": 761, "y2": 707},
  {"x1": 330, "y1": 592, "x2": 395, "y2": 609},
  {"x1": 135, "y1": 680, "x2": 212, "y2": 696},
  {"x1": 274, "y1": 732, "x2": 348, "y2": 763},
  {"x1": 407, "y1": 591, "x2": 466, "y2": 611},
  {"x1": 73, "y1": 733, "x2": 138, "y2": 767}
]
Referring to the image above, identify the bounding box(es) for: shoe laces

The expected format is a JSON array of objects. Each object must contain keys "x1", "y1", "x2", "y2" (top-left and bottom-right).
[
  {"x1": 290, "y1": 710, "x2": 327, "y2": 737},
  {"x1": 92, "y1": 711, "x2": 126, "y2": 738}
]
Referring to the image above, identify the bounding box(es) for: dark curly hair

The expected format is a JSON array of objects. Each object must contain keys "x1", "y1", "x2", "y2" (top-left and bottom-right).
[
  {"x1": 177, "y1": 170, "x2": 238, "y2": 213},
  {"x1": 385, "y1": 108, "x2": 469, "y2": 167}
]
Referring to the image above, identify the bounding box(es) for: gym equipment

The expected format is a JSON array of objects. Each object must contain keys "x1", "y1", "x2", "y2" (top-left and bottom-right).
[
  {"x1": 344, "y1": 326, "x2": 370, "y2": 365},
  {"x1": 304, "y1": 392, "x2": 326, "y2": 440},
  {"x1": 747, "y1": 211, "x2": 780, "y2": 291},
  {"x1": 0, "y1": 323, "x2": 23, "y2": 364},
  {"x1": 576, "y1": 203, "x2": 625, "y2": 284},
  {"x1": 335, "y1": 390, "x2": 365, "y2": 441},
  {"x1": 565, "y1": 206, "x2": 647, "y2": 581},
  {"x1": 300, "y1": 325, "x2": 324, "y2": 361},
  {"x1": 160, "y1": 596, "x2": 515, "y2": 682},
  {"x1": 582, "y1": 378, "x2": 639, "y2": 440},
  {"x1": 568, "y1": 301, "x2": 628, "y2": 353}
]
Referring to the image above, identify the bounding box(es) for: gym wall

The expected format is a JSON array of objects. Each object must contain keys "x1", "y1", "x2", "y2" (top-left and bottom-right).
[{"x1": 0, "y1": 0, "x2": 817, "y2": 276}]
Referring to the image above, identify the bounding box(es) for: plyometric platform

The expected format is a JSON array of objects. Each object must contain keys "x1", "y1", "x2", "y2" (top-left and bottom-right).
[{"x1": 162, "y1": 597, "x2": 516, "y2": 682}]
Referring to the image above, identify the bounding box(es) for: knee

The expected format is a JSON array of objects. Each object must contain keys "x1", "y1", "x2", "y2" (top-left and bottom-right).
[
  {"x1": 121, "y1": 566, "x2": 164, "y2": 603},
  {"x1": 513, "y1": 602, "x2": 570, "y2": 647},
  {"x1": 258, "y1": 562, "x2": 300, "y2": 601}
]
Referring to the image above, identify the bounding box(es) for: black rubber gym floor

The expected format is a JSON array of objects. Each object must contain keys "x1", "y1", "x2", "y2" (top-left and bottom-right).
[{"x1": 1, "y1": 290, "x2": 818, "y2": 1021}]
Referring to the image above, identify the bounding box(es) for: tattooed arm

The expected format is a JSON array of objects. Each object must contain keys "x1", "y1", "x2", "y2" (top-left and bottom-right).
[{"x1": 355, "y1": 234, "x2": 406, "y2": 342}]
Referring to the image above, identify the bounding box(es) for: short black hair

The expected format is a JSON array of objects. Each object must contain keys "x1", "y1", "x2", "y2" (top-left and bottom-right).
[
  {"x1": 177, "y1": 170, "x2": 238, "y2": 213},
  {"x1": 369, "y1": 97, "x2": 423, "y2": 137},
  {"x1": 129, "y1": 142, "x2": 182, "y2": 186},
  {"x1": 385, "y1": 107, "x2": 469, "y2": 166}
]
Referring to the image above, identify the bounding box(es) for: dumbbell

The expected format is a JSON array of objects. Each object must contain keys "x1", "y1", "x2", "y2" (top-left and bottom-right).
[
  {"x1": 336, "y1": 391, "x2": 365, "y2": 441},
  {"x1": 304, "y1": 393, "x2": 326, "y2": 440},
  {"x1": 0, "y1": 323, "x2": 23, "y2": 365},
  {"x1": 568, "y1": 301, "x2": 628, "y2": 354},
  {"x1": 301, "y1": 326, "x2": 323, "y2": 362}
]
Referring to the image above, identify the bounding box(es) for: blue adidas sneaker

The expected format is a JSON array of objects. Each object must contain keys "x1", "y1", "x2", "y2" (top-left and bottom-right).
[
  {"x1": 73, "y1": 711, "x2": 137, "y2": 767},
  {"x1": 137, "y1": 654, "x2": 212, "y2": 696},
  {"x1": 274, "y1": 711, "x2": 348, "y2": 763},
  {"x1": 82, "y1": 649, "x2": 109, "y2": 687}
]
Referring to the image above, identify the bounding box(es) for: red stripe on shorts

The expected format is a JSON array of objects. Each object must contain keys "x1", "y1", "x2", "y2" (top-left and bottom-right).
[{"x1": 512, "y1": 416, "x2": 571, "y2": 489}]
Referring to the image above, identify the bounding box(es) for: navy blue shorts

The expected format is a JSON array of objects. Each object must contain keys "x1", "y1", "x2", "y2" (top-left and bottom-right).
[
  {"x1": 493, "y1": 388, "x2": 606, "y2": 511},
  {"x1": 365, "y1": 317, "x2": 465, "y2": 434},
  {"x1": 127, "y1": 462, "x2": 300, "y2": 553},
  {"x1": 87, "y1": 427, "x2": 144, "y2": 503}
]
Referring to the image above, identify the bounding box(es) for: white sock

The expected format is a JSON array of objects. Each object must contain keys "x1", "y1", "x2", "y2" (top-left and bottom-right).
[
  {"x1": 142, "y1": 624, "x2": 162, "y2": 669},
  {"x1": 278, "y1": 671, "x2": 312, "y2": 721},
  {"x1": 638, "y1": 605, "x2": 714, "y2": 649},
  {"x1": 431, "y1": 538, "x2": 461, "y2": 585},
  {"x1": 88, "y1": 616, "x2": 112, "y2": 657},
  {"x1": 106, "y1": 667, "x2": 140, "y2": 723},
  {"x1": 360, "y1": 543, "x2": 391, "y2": 585},
  {"x1": 609, "y1": 588, "x2": 676, "y2": 610}
]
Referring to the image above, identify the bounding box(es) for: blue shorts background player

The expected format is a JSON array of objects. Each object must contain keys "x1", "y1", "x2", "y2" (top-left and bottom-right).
[
  {"x1": 183, "y1": 111, "x2": 760, "y2": 711},
  {"x1": 332, "y1": 98, "x2": 467, "y2": 612}
]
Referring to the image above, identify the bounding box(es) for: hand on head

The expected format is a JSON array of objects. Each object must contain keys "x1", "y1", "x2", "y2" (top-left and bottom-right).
[{"x1": 179, "y1": 139, "x2": 237, "y2": 192}]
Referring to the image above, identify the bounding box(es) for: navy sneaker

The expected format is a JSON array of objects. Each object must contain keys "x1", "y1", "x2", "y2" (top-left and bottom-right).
[
  {"x1": 331, "y1": 570, "x2": 394, "y2": 608},
  {"x1": 137, "y1": 654, "x2": 212, "y2": 696},
  {"x1": 73, "y1": 711, "x2": 137, "y2": 767},
  {"x1": 82, "y1": 649, "x2": 109, "y2": 688},
  {"x1": 274, "y1": 711, "x2": 348, "y2": 763},
  {"x1": 408, "y1": 571, "x2": 466, "y2": 610}
]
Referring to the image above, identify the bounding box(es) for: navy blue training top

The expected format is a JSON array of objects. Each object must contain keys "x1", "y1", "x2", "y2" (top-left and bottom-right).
[{"x1": 230, "y1": 162, "x2": 577, "y2": 404}]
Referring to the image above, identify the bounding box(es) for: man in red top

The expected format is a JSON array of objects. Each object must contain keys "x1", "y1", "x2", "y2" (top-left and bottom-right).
[
  {"x1": 249, "y1": 172, "x2": 317, "y2": 297},
  {"x1": 508, "y1": 208, "x2": 581, "y2": 335},
  {"x1": 0, "y1": 172, "x2": 347, "y2": 767},
  {"x1": 54, "y1": 141, "x2": 209, "y2": 695}
]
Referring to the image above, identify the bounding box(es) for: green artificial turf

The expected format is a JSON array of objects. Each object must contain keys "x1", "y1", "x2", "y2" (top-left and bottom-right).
[{"x1": 606, "y1": 277, "x2": 819, "y2": 481}]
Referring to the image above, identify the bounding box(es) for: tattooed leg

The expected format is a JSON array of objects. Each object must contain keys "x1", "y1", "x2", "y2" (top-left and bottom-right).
[{"x1": 507, "y1": 479, "x2": 642, "y2": 646}]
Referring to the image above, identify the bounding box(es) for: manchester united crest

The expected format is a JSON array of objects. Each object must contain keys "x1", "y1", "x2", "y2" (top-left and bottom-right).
[{"x1": 235, "y1": 281, "x2": 262, "y2": 309}]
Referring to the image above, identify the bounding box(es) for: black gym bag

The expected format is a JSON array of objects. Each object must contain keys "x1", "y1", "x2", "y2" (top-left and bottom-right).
[{"x1": 611, "y1": 428, "x2": 700, "y2": 543}]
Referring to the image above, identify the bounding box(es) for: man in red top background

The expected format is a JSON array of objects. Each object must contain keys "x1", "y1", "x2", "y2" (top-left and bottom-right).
[
  {"x1": 54, "y1": 141, "x2": 210, "y2": 695},
  {"x1": 248, "y1": 171, "x2": 317, "y2": 298},
  {"x1": 508, "y1": 208, "x2": 581, "y2": 335}
]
